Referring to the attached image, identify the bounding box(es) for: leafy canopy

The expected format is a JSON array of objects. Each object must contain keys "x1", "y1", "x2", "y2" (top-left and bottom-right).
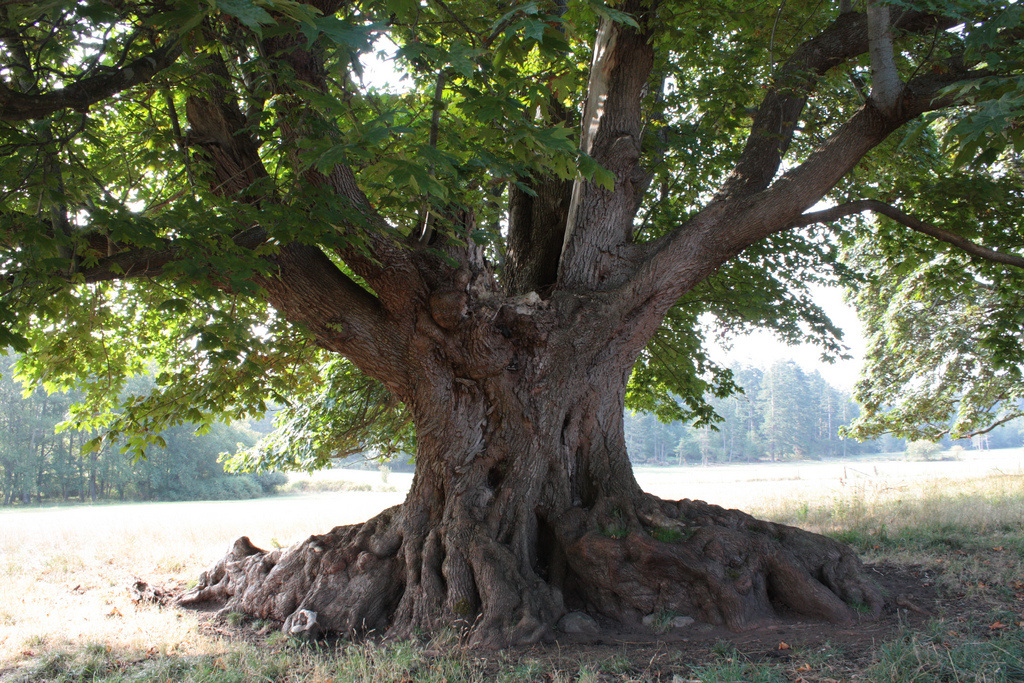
[{"x1": 0, "y1": 0, "x2": 1022, "y2": 466}]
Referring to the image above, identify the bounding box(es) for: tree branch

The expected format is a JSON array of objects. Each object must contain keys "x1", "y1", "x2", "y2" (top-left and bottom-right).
[
  {"x1": 0, "y1": 41, "x2": 182, "y2": 121},
  {"x1": 415, "y1": 68, "x2": 447, "y2": 247},
  {"x1": 791, "y1": 199, "x2": 1024, "y2": 269},
  {"x1": 68, "y1": 227, "x2": 401, "y2": 381},
  {"x1": 258, "y1": 30, "x2": 423, "y2": 311},
  {"x1": 557, "y1": 0, "x2": 655, "y2": 291},
  {"x1": 169, "y1": 32, "x2": 414, "y2": 389},
  {"x1": 718, "y1": 10, "x2": 952, "y2": 199},
  {"x1": 964, "y1": 411, "x2": 1024, "y2": 439},
  {"x1": 631, "y1": 59, "x2": 986, "y2": 315},
  {"x1": 75, "y1": 227, "x2": 267, "y2": 284},
  {"x1": 254, "y1": 243, "x2": 403, "y2": 386},
  {"x1": 866, "y1": 1, "x2": 902, "y2": 115}
]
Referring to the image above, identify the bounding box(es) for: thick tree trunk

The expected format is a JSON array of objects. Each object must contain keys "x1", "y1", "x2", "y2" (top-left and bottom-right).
[{"x1": 180, "y1": 303, "x2": 881, "y2": 647}]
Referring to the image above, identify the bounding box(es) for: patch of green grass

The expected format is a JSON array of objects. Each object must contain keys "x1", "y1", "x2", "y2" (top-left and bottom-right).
[
  {"x1": 599, "y1": 524, "x2": 628, "y2": 539},
  {"x1": 644, "y1": 608, "x2": 676, "y2": 634},
  {"x1": 689, "y1": 645, "x2": 788, "y2": 683},
  {"x1": 224, "y1": 611, "x2": 247, "y2": 627},
  {"x1": 850, "y1": 599, "x2": 875, "y2": 614},
  {"x1": 650, "y1": 526, "x2": 684, "y2": 543},
  {"x1": 650, "y1": 525, "x2": 695, "y2": 543},
  {"x1": 863, "y1": 623, "x2": 1024, "y2": 682},
  {"x1": 8, "y1": 642, "x2": 125, "y2": 683},
  {"x1": 572, "y1": 663, "x2": 600, "y2": 683},
  {"x1": 597, "y1": 653, "x2": 631, "y2": 675},
  {"x1": 11, "y1": 640, "x2": 462, "y2": 683},
  {"x1": 496, "y1": 656, "x2": 542, "y2": 682},
  {"x1": 688, "y1": 642, "x2": 855, "y2": 683}
]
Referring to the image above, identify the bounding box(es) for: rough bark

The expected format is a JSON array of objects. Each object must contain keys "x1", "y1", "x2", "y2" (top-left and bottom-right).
[
  {"x1": 559, "y1": 2, "x2": 654, "y2": 291},
  {"x1": 506, "y1": 178, "x2": 573, "y2": 296},
  {"x1": 180, "y1": 293, "x2": 882, "y2": 647}
]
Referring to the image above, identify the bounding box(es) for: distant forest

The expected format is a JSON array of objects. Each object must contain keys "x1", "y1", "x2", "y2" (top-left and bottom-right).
[
  {"x1": 624, "y1": 360, "x2": 1024, "y2": 466},
  {"x1": 0, "y1": 354, "x2": 282, "y2": 506}
]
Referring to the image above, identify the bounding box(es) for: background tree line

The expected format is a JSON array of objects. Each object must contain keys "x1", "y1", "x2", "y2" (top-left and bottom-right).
[
  {"x1": 0, "y1": 354, "x2": 282, "y2": 506},
  {"x1": 625, "y1": 360, "x2": 1024, "y2": 466},
  {"x1": 6, "y1": 352, "x2": 1024, "y2": 505}
]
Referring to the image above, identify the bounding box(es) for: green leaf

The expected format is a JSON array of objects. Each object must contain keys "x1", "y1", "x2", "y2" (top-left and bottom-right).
[
  {"x1": 587, "y1": 0, "x2": 640, "y2": 29},
  {"x1": 157, "y1": 299, "x2": 192, "y2": 314},
  {"x1": 215, "y1": 0, "x2": 275, "y2": 36},
  {"x1": 578, "y1": 153, "x2": 615, "y2": 191},
  {"x1": 304, "y1": 16, "x2": 378, "y2": 51}
]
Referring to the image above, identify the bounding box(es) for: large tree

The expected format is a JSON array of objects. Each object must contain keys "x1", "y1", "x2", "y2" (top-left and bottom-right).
[{"x1": 2, "y1": 0, "x2": 1023, "y2": 647}]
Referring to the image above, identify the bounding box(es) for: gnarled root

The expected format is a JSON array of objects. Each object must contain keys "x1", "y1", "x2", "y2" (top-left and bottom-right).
[
  {"x1": 179, "y1": 495, "x2": 881, "y2": 645},
  {"x1": 554, "y1": 495, "x2": 881, "y2": 630},
  {"x1": 179, "y1": 505, "x2": 405, "y2": 637}
]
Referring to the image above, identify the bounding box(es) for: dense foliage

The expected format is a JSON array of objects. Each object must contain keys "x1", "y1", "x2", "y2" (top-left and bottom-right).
[
  {"x1": 0, "y1": 0, "x2": 1020, "y2": 467},
  {"x1": 0, "y1": 354, "x2": 282, "y2": 505}
]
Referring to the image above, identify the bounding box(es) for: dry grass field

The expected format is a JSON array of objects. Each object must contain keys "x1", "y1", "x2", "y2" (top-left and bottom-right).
[{"x1": 2, "y1": 451, "x2": 1023, "y2": 681}]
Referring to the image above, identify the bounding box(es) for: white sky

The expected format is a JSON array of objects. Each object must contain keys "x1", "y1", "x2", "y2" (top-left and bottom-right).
[{"x1": 709, "y1": 285, "x2": 867, "y2": 392}]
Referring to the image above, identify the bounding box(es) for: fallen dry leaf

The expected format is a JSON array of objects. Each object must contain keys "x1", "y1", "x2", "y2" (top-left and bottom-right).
[
  {"x1": 795, "y1": 663, "x2": 811, "y2": 672},
  {"x1": 989, "y1": 621, "x2": 1007, "y2": 630}
]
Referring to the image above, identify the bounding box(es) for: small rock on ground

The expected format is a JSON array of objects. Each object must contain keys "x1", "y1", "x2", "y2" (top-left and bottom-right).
[{"x1": 558, "y1": 611, "x2": 600, "y2": 634}]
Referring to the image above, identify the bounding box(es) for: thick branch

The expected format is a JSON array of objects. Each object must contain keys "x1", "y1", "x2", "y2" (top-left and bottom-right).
[
  {"x1": 185, "y1": 55, "x2": 270, "y2": 200},
  {"x1": 72, "y1": 227, "x2": 402, "y2": 384},
  {"x1": 77, "y1": 227, "x2": 267, "y2": 284},
  {"x1": 176, "y1": 39, "x2": 413, "y2": 386},
  {"x1": 258, "y1": 31, "x2": 423, "y2": 311},
  {"x1": 867, "y1": 1, "x2": 902, "y2": 115},
  {"x1": 557, "y1": 0, "x2": 655, "y2": 291},
  {"x1": 0, "y1": 41, "x2": 182, "y2": 121},
  {"x1": 719, "y1": 10, "x2": 951, "y2": 199},
  {"x1": 792, "y1": 199, "x2": 1024, "y2": 269},
  {"x1": 256, "y1": 243, "x2": 406, "y2": 387},
  {"x1": 632, "y1": 64, "x2": 980, "y2": 316}
]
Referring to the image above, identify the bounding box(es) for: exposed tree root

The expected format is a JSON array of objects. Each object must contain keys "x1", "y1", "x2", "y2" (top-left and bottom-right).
[
  {"x1": 179, "y1": 495, "x2": 881, "y2": 647},
  {"x1": 555, "y1": 496, "x2": 881, "y2": 631}
]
